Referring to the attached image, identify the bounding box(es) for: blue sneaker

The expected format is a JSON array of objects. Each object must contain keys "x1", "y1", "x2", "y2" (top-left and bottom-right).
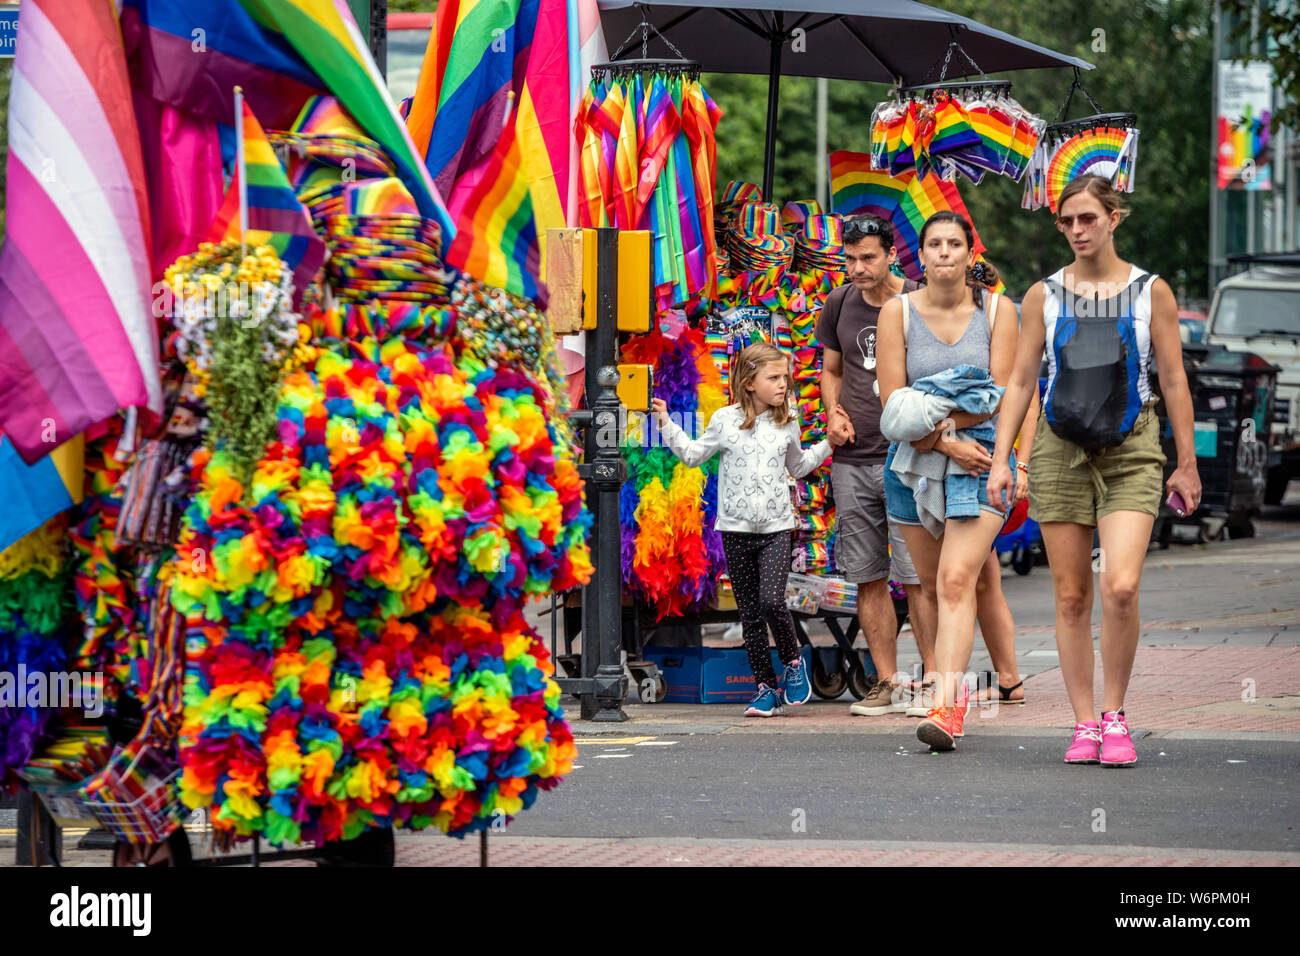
[
  {"x1": 781, "y1": 657, "x2": 813, "y2": 706},
  {"x1": 744, "y1": 683, "x2": 783, "y2": 717}
]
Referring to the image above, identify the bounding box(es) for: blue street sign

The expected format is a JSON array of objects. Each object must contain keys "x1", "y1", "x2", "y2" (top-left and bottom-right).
[{"x1": 0, "y1": 8, "x2": 16, "y2": 60}]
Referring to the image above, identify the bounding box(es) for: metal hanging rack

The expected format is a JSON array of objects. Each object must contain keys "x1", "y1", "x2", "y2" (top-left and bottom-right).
[
  {"x1": 898, "y1": 37, "x2": 1012, "y2": 100},
  {"x1": 1045, "y1": 68, "x2": 1137, "y2": 136},
  {"x1": 593, "y1": 2, "x2": 701, "y2": 80}
]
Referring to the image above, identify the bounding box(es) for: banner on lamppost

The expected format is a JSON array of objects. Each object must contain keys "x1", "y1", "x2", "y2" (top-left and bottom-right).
[{"x1": 1217, "y1": 60, "x2": 1273, "y2": 191}]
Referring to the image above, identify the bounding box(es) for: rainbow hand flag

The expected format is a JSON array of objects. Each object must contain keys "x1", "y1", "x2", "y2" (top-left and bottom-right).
[
  {"x1": 123, "y1": 0, "x2": 455, "y2": 241},
  {"x1": 207, "y1": 97, "x2": 326, "y2": 298}
]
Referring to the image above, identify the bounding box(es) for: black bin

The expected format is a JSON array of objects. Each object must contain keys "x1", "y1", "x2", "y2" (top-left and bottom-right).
[{"x1": 1152, "y1": 345, "x2": 1278, "y2": 540}]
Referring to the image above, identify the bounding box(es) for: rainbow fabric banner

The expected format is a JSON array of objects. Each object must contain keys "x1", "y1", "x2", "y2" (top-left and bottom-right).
[
  {"x1": 121, "y1": 0, "x2": 455, "y2": 241},
  {"x1": 407, "y1": 0, "x2": 570, "y2": 252},
  {"x1": 0, "y1": 0, "x2": 162, "y2": 464},
  {"x1": 445, "y1": 107, "x2": 546, "y2": 305},
  {"x1": 207, "y1": 97, "x2": 326, "y2": 297},
  {"x1": 829, "y1": 149, "x2": 989, "y2": 283}
]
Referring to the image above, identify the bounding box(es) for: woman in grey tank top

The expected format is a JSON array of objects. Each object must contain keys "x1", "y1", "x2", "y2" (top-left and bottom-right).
[{"x1": 875, "y1": 212, "x2": 1019, "y2": 752}]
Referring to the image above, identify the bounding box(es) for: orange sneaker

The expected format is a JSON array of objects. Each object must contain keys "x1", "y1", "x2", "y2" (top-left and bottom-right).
[
  {"x1": 917, "y1": 706, "x2": 957, "y2": 751},
  {"x1": 954, "y1": 684, "x2": 970, "y2": 738}
]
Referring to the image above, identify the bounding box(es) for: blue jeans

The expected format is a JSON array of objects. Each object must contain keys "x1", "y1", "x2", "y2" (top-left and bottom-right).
[{"x1": 884, "y1": 440, "x2": 1016, "y2": 525}]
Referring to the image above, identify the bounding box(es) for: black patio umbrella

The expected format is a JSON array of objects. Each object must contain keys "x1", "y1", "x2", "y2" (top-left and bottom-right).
[{"x1": 597, "y1": 0, "x2": 1094, "y2": 197}]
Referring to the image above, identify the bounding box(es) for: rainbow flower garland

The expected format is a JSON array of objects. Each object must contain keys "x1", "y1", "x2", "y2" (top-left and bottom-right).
[
  {"x1": 169, "y1": 322, "x2": 592, "y2": 842},
  {"x1": 0, "y1": 518, "x2": 71, "y2": 790},
  {"x1": 619, "y1": 329, "x2": 727, "y2": 619}
]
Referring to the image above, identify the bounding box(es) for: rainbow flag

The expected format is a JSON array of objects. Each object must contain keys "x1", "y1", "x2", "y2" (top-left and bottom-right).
[
  {"x1": 409, "y1": 0, "x2": 571, "y2": 299},
  {"x1": 207, "y1": 97, "x2": 326, "y2": 296},
  {"x1": 829, "y1": 149, "x2": 988, "y2": 283},
  {"x1": 122, "y1": 0, "x2": 454, "y2": 241},
  {"x1": 0, "y1": 0, "x2": 162, "y2": 464},
  {"x1": 446, "y1": 106, "x2": 546, "y2": 306}
]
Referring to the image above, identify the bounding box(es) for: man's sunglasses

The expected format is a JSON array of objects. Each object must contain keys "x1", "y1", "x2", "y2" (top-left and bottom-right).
[
  {"x1": 1056, "y1": 212, "x2": 1101, "y2": 230},
  {"x1": 843, "y1": 217, "x2": 884, "y2": 238}
]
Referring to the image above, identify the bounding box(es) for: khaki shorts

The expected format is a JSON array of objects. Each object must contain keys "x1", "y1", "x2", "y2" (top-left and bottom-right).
[
  {"x1": 1028, "y1": 402, "x2": 1166, "y2": 527},
  {"x1": 831, "y1": 459, "x2": 920, "y2": 585}
]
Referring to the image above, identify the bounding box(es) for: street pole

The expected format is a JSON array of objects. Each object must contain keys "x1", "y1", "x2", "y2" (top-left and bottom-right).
[
  {"x1": 761, "y1": 16, "x2": 785, "y2": 202},
  {"x1": 579, "y1": 228, "x2": 629, "y2": 721},
  {"x1": 815, "y1": 77, "x2": 828, "y2": 210}
]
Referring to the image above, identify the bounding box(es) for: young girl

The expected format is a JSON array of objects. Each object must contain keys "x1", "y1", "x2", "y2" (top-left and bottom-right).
[
  {"x1": 652, "y1": 342, "x2": 842, "y2": 716},
  {"x1": 987, "y1": 174, "x2": 1200, "y2": 767}
]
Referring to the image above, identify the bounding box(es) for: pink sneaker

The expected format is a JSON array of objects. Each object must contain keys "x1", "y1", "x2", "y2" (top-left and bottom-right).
[
  {"x1": 1100, "y1": 710, "x2": 1137, "y2": 767},
  {"x1": 1064, "y1": 721, "x2": 1102, "y2": 764},
  {"x1": 954, "y1": 683, "x2": 970, "y2": 738}
]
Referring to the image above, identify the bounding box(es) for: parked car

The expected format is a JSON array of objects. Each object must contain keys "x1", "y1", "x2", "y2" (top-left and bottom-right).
[
  {"x1": 386, "y1": 12, "x2": 434, "y2": 104},
  {"x1": 1204, "y1": 257, "x2": 1300, "y2": 504},
  {"x1": 1179, "y1": 310, "x2": 1207, "y2": 344}
]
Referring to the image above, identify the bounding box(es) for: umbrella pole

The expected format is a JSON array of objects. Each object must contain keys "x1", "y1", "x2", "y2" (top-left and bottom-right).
[{"x1": 761, "y1": 24, "x2": 783, "y2": 201}]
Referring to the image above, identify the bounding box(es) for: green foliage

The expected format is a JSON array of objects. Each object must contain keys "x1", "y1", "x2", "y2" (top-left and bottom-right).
[
  {"x1": 1224, "y1": 0, "x2": 1300, "y2": 133},
  {"x1": 709, "y1": 0, "x2": 1213, "y2": 300}
]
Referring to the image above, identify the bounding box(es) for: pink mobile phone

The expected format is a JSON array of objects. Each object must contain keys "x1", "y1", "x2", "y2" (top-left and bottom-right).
[{"x1": 1166, "y1": 491, "x2": 1187, "y2": 518}]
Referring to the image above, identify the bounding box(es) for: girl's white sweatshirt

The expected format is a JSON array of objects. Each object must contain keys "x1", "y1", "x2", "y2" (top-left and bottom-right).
[{"x1": 657, "y1": 403, "x2": 831, "y2": 534}]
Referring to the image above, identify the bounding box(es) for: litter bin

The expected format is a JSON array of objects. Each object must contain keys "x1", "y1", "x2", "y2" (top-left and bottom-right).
[{"x1": 1152, "y1": 345, "x2": 1279, "y2": 542}]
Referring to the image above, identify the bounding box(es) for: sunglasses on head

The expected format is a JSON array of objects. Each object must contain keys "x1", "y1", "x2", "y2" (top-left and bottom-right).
[
  {"x1": 1056, "y1": 212, "x2": 1101, "y2": 230},
  {"x1": 843, "y1": 217, "x2": 884, "y2": 239}
]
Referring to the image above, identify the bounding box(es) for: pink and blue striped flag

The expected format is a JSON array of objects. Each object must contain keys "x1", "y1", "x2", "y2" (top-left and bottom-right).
[{"x1": 0, "y1": 0, "x2": 162, "y2": 465}]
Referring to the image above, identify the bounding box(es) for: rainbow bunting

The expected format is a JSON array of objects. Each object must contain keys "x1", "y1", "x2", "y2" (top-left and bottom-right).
[
  {"x1": 0, "y1": 0, "x2": 163, "y2": 464},
  {"x1": 207, "y1": 97, "x2": 326, "y2": 298}
]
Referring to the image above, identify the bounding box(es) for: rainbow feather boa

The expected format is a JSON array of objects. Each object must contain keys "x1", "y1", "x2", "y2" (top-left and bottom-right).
[
  {"x1": 0, "y1": 518, "x2": 71, "y2": 790},
  {"x1": 619, "y1": 329, "x2": 727, "y2": 619}
]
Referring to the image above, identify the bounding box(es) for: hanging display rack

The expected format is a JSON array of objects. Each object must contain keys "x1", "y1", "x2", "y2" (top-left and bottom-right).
[
  {"x1": 590, "y1": 57, "x2": 702, "y2": 81},
  {"x1": 595, "y1": 3, "x2": 700, "y2": 79},
  {"x1": 897, "y1": 78, "x2": 1014, "y2": 100},
  {"x1": 1045, "y1": 68, "x2": 1137, "y2": 135}
]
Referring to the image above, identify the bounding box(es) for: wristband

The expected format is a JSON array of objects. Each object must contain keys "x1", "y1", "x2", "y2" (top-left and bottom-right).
[{"x1": 1016, "y1": 462, "x2": 1029, "y2": 473}]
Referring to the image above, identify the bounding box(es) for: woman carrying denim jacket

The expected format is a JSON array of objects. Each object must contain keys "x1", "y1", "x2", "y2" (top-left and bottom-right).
[{"x1": 876, "y1": 211, "x2": 1019, "y2": 752}]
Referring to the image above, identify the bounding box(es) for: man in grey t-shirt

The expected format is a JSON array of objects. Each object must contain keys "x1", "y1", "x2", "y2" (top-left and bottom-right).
[{"x1": 818, "y1": 215, "x2": 934, "y2": 715}]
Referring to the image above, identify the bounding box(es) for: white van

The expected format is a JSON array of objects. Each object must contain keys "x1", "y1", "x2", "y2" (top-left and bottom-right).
[{"x1": 1204, "y1": 258, "x2": 1300, "y2": 504}]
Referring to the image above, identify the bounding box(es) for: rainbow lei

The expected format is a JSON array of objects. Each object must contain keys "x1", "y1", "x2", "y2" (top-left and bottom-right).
[{"x1": 170, "y1": 323, "x2": 592, "y2": 842}]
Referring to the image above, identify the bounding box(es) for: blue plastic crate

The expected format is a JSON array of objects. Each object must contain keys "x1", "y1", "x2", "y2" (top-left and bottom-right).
[{"x1": 643, "y1": 644, "x2": 813, "y2": 704}]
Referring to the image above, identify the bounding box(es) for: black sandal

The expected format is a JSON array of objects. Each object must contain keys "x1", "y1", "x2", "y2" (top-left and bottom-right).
[
  {"x1": 998, "y1": 680, "x2": 1026, "y2": 705},
  {"x1": 972, "y1": 677, "x2": 1026, "y2": 705}
]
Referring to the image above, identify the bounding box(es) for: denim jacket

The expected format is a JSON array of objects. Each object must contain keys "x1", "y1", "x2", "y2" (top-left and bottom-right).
[{"x1": 880, "y1": 366, "x2": 1004, "y2": 537}]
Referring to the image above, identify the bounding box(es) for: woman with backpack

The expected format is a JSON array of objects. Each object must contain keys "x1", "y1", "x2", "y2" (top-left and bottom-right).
[{"x1": 986, "y1": 174, "x2": 1201, "y2": 768}]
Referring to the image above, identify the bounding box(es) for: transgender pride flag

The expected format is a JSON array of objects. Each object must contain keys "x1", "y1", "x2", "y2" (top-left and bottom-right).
[{"x1": 0, "y1": 0, "x2": 162, "y2": 465}]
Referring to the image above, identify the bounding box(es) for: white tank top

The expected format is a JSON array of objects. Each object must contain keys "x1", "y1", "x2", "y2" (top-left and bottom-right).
[{"x1": 1042, "y1": 264, "x2": 1157, "y2": 403}]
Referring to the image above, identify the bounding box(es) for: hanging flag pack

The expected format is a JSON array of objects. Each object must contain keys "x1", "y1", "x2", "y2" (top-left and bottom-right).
[
  {"x1": 869, "y1": 85, "x2": 1044, "y2": 185},
  {"x1": 574, "y1": 63, "x2": 723, "y2": 310}
]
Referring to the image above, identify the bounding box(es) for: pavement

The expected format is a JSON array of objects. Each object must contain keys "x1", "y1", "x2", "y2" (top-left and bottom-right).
[{"x1": 6, "y1": 497, "x2": 1300, "y2": 867}]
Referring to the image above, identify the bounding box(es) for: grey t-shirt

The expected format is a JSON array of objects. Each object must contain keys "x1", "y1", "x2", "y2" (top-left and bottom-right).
[{"x1": 816, "y1": 278, "x2": 919, "y2": 465}]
